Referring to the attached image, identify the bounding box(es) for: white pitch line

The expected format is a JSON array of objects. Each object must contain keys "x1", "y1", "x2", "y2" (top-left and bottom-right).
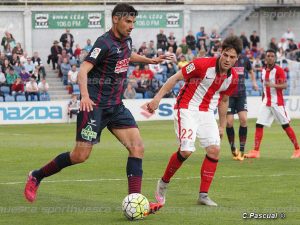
[{"x1": 0, "y1": 174, "x2": 299, "y2": 185}]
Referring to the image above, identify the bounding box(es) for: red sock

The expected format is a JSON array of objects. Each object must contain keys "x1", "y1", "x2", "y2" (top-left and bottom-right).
[
  {"x1": 284, "y1": 126, "x2": 299, "y2": 150},
  {"x1": 200, "y1": 155, "x2": 218, "y2": 193},
  {"x1": 162, "y1": 151, "x2": 185, "y2": 183},
  {"x1": 254, "y1": 127, "x2": 264, "y2": 151},
  {"x1": 128, "y1": 176, "x2": 142, "y2": 194}
]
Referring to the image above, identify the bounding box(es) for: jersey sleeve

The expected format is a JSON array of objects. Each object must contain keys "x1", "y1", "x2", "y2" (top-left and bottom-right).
[
  {"x1": 181, "y1": 58, "x2": 204, "y2": 80},
  {"x1": 84, "y1": 37, "x2": 109, "y2": 65},
  {"x1": 276, "y1": 67, "x2": 286, "y2": 84}
]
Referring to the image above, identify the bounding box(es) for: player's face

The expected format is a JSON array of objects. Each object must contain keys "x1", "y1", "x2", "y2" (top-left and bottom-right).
[
  {"x1": 265, "y1": 52, "x2": 276, "y2": 65},
  {"x1": 114, "y1": 16, "x2": 135, "y2": 37},
  {"x1": 219, "y1": 48, "x2": 238, "y2": 73}
]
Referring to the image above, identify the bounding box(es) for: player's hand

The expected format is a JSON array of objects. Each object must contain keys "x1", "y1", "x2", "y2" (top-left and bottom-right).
[
  {"x1": 80, "y1": 96, "x2": 96, "y2": 112},
  {"x1": 151, "y1": 54, "x2": 174, "y2": 64},
  {"x1": 264, "y1": 81, "x2": 274, "y2": 88},
  {"x1": 252, "y1": 82, "x2": 259, "y2": 91},
  {"x1": 218, "y1": 126, "x2": 224, "y2": 139},
  {"x1": 146, "y1": 99, "x2": 160, "y2": 114}
]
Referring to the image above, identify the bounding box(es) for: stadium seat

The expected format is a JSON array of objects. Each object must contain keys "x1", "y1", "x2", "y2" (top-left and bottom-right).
[
  {"x1": 40, "y1": 93, "x2": 50, "y2": 101},
  {"x1": 135, "y1": 93, "x2": 143, "y2": 99},
  {"x1": 72, "y1": 84, "x2": 80, "y2": 95},
  {"x1": 16, "y1": 95, "x2": 26, "y2": 102},
  {"x1": 0, "y1": 96, "x2": 4, "y2": 102},
  {"x1": 5, "y1": 95, "x2": 15, "y2": 102},
  {"x1": 0, "y1": 86, "x2": 10, "y2": 95}
]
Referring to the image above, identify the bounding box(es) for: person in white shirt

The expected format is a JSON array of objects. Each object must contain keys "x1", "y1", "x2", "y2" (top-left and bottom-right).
[
  {"x1": 67, "y1": 94, "x2": 80, "y2": 119},
  {"x1": 38, "y1": 78, "x2": 49, "y2": 100},
  {"x1": 24, "y1": 56, "x2": 35, "y2": 74},
  {"x1": 0, "y1": 71, "x2": 6, "y2": 85},
  {"x1": 25, "y1": 77, "x2": 40, "y2": 101},
  {"x1": 68, "y1": 64, "x2": 78, "y2": 85},
  {"x1": 282, "y1": 28, "x2": 295, "y2": 41}
]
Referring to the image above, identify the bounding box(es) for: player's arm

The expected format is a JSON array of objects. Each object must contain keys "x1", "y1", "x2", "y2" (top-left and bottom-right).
[
  {"x1": 78, "y1": 61, "x2": 96, "y2": 112},
  {"x1": 147, "y1": 70, "x2": 184, "y2": 113},
  {"x1": 130, "y1": 52, "x2": 172, "y2": 64},
  {"x1": 265, "y1": 68, "x2": 287, "y2": 89},
  {"x1": 218, "y1": 95, "x2": 229, "y2": 139},
  {"x1": 249, "y1": 69, "x2": 258, "y2": 91}
]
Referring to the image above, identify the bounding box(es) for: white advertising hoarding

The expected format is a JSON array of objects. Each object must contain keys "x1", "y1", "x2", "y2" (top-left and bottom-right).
[{"x1": 0, "y1": 96, "x2": 299, "y2": 125}]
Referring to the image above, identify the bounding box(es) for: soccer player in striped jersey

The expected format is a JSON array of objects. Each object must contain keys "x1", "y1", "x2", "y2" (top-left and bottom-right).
[
  {"x1": 24, "y1": 3, "x2": 167, "y2": 214},
  {"x1": 147, "y1": 36, "x2": 242, "y2": 206},
  {"x1": 245, "y1": 49, "x2": 300, "y2": 159},
  {"x1": 226, "y1": 54, "x2": 258, "y2": 161}
]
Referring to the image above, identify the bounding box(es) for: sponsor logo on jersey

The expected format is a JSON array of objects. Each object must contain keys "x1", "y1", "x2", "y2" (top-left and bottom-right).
[
  {"x1": 186, "y1": 63, "x2": 195, "y2": 74},
  {"x1": 115, "y1": 58, "x2": 130, "y2": 73},
  {"x1": 81, "y1": 125, "x2": 97, "y2": 141},
  {"x1": 90, "y1": 48, "x2": 101, "y2": 59}
]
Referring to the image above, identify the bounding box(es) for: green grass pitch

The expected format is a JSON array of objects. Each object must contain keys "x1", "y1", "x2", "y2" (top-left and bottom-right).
[{"x1": 0, "y1": 119, "x2": 299, "y2": 225}]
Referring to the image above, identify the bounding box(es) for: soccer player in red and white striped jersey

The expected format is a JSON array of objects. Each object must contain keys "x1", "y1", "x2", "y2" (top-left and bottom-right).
[
  {"x1": 245, "y1": 49, "x2": 300, "y2": 159},
  {"x1": 147, "y1": 36, "x2": 242, "y2": 206}
]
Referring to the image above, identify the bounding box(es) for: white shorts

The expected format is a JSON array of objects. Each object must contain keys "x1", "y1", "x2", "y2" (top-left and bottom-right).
[
  {"x1": 256, "y1": 104, "x2": 290, "y2": 127},
  {"x1": 174, "y1": 109, "x2": 220, "y2": 151}
]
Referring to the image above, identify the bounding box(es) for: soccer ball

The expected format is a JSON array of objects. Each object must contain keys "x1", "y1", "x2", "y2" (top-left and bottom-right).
[{"x1": 122, "y1": 193, "x2": 150, "y2": 220}]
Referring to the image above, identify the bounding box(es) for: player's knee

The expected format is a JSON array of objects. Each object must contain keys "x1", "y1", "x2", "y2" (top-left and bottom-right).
[
  {"x1": 239, "y1": 118, "x2": 247, "y2": 127},
  {"x1": 282, "y1": 123, "x2": 289, "y2": 129},
  {"x1": 70, "y1": 151, "x2": 90, "y2": 164},
  {"x1": 206, "y1": 145, "x2": 220, "y2": 159},
  {"x1": 179, "y1": 150, "x2": 192, "y2": 159},
  {"x1": 128, "y1": 142, "x2": 144, "y2": 158}
]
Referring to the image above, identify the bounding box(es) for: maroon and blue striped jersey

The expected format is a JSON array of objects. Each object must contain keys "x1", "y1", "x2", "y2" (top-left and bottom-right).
[{"x1": 84, "y1": 30, "x2": 132, "y2": 108}]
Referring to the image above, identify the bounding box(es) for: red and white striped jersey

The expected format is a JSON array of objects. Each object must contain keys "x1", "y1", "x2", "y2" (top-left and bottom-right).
[
  {"x1": 261, "y1": 65, "x2": 286, "y2": 106},
  {"x1": 174, "y1": 57, "x2": 238, "y2": 112}
]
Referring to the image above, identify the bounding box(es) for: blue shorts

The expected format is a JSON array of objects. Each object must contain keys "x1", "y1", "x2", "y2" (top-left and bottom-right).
[{"x1": 76, "y1": 103, "x2": 137, "y2": 144}]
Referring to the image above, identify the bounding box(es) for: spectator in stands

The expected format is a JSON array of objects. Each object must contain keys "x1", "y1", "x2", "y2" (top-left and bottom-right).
[
  {"x1": 25, "y1": 76, "x2": 39, "y2": 101},
  {"x1": 58, "y1": 49, "x2": 70, "y2": 71},
  {"x1": 137, "y1": 73, "x2": 153, "y2": 98},
  {"x1": 1, "y1": 31, "x2": 16, "y2": 54},
  {"x1": 209, "y1": 29, "x2": 221, "y2": 50},
  {"x1": 250, "y1": 30, "x2": 260, "y2": 51},
  {"x1": 48, "y1": 40, "x2": 62, "y2": 70},
  {"x1": 282, "y1": 28, "x2": 295, "y2": 41},
  {"x1": 68, "y1": 64, "x2": 78, "y2": 93},
  {"x1": 252, "y1": 56, "x2": 263, "y2": 80},
  {"x1": 32, "y1": 51, "x2": 46, "y2": 78},
  {"x1": 286, "y1": 38, "x2": 298, "y2": 52},
  {"x1": 11, "y1": 77, "x2": 24, "y2": 101},
  {"x1": 147, "y1": 40, "x2": 156, "y2": 58},
  {"x1": 6, "y1": 67, "x2": 19, "y2": 94},
  {"x1": 175, "y1": 47, "x2": 184, "y2": 61},
  {"x1": 11, "y1": 53, "x2": 20, "y2": 67},
  {"x1": 157, "y1": 29, "x2": 168, "y2": 52},
  {"x1": 130, "y1": 64, "x2": 142, "y2": 80},
  {"x1": 2, "y1": 58, "x2": 11, "y2": 74},
  {"x1": 209, "y1": 39, "x2": 221, "y2": 57},
  {"x1": 0, "y1": 89, "x2": 4, "y2": 101},
  {"x1": 166, "y1": 46, "x2": 177, "y2": 63},
  {"x1": 83, "y1": 39, "x2": 93, "y2": 53},
  {"x1": 19, "y1": 66, "x2": 30, "y2": 83},
  {"x1": 12, "y1": 43, "x2": 24, "y2": 57},
  {"x1": 60, "y1": 57, "x2": 71, "y2": 85},
  {"x1": 123, "y1": 82, "x2": 136, "y2": 99},
  {"x1": 74, "y1": 44, "x2": 81, "y2": 60},
  {"x1": 177, "y1": 55, "x2": 188, "y2": 69},
  {"x1": 0, "y1": 52, "x2": 6, "y2": 66},
  {"x1": 64, "y1": 42, "x2": 74, "y2": 57},
  {"x1": 60, "y1": 29, "x2": 74, "y2": 48},
  {"x1": 276, "y1": 47, "x2": 286, "y2": 60},
  {"x1": 278, "y1": 38, "x2": 288, "y2": 51},
  {"x1": 179, "y1": 38, "x2": 188, "y2": 55},
  {"x1": 240, "y1": 31, "x2": 250, "y2": 49},
  {"x1": 0, "y1": 70, "x2": 6, "y2": 86},
  {"x1": 24, "y1": 56, "x2": 35, "y2": 75},
  {"x1": 196, "y1": 26, "x2": 207, "y2": 50},
  {"x1": 67, "y1": 94, "x2": 80, "y2": 120},
  {"x1": 166, "y1": 61, "x2": 177, "y2": 79},
  {"x1": 38, "y1": 78, "x2": 49, "y2": 100},
  {"x1": 186, "y1": 30, "x2": 196, "y2": 55},
  {"x1": 185, "y1": 48, "x2": 195, "y2": 62},
  {"x1": 269, "y1": 37, "x2": 278, "y2": 53},
  {"x1": 198, "y1": 39, "x2": 207, "y2": 53},
  {"x1": 141, "y1": 64, "x2": 154, "y2": 80},
  {"x1": 138, "y1": 42, "x2": 147, "y2": 55},
  {"x1": 167, "y1": 32, "x2": 177, "y2": 53},
  {"x1": 198, "y1": 49, "x2": 207, "y2": 58}
]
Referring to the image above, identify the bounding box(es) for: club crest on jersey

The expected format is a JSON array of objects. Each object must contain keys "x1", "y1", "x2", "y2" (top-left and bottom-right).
[
  {"x1": 90, "y1": 48, "x2": 101, "y2": 59},
  {"x1": 186, "y1": 63, "x2": 195, "y2": 74},
  {"x1": 115, "y1": 58, "x2": 130, "y2": 73}
]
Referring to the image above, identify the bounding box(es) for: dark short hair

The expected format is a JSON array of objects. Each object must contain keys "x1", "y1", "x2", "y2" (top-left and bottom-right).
[
  {"x1": 222, "y1": 36, "x2": 243, "y2": 55},
  {"x1": 266, "y1": 49, "x2": 276, "y2": 55},
  {"x1": 112, "y1": 3, "x2": 138, "y2": 18}
]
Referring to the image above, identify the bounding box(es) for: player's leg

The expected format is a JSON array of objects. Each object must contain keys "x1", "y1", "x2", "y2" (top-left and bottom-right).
[
  {"x1": 236, "y1": 96, "x2": 248, "y2": 159},
  {"x1": 197, "y1": 112, "x2": 220, "y2": 206},
  {"x1": 226, "y1": 97, "x2": 237, "y2": 156},
  {"x1": 245, "y1": 105, "x2": 273, "y2": 158},
  {"x1": 24, "y1": 108, "x2": 102, "y2": 202},
  {"x1": 155, "y1": 109, "x2": 197, "y2": 204},
  {"x1": 272, "y1": 105, "x2": 300, "y2": 158}
]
